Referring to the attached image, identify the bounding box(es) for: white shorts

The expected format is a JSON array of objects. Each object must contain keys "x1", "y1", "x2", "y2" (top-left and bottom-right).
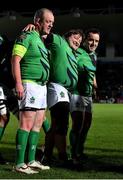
[
  {"x1": 70, "y1": 94, "x2": 92, "y2": 113},
  {"x1": 47, "y1": 82, "x2": 70, "y2": 108},
  {"x1": 0, "y1": 86, "x2": 7, "y2": 115},
  {"x1": 19, "y1": 82, "x2": 47, "y2": 110}
]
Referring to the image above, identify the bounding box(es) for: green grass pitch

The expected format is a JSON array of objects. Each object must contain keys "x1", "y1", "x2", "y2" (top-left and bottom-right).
[{"x1": 0, "y1": 103, "x2": 123, "y2": 179}]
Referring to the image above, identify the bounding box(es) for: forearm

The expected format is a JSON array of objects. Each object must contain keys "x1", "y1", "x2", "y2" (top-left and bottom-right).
[
  {"x1": 93, "y1": 76, "x2": 97, "y2": 89},
  {"x1": 11, "y1": 56, "x2": 22, "y2": 84}
]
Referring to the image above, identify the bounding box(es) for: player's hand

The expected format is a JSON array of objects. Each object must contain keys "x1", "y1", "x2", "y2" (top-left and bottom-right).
[
  {"x1": 15, "y1": 82, "x2": 24, "y2": 100},
  {"x1": 22, "y1": 24, "x2": 35, "y2": 32}
]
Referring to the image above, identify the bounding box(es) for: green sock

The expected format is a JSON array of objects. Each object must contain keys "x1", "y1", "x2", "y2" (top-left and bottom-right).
[
  {"x1": 0, "y1": 127, "x2": 5, "y2": 141},
  {"x1": 42, "y1": 118, "x2": 50, "y2": 133},
  {"x1": 16, "y1": 129, "x2": 29, "y2": 166},
  {"x1": 28, "y1": 131, "x2": 39, "y2": 163}
]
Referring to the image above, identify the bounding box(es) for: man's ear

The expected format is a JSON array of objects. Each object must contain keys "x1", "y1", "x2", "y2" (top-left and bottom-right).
[{"x1": 35, "y1": 18, "x2": 41, "y2": 26}]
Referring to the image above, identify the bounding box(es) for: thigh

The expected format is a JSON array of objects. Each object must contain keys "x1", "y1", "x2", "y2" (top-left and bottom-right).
[{"x1": 50, "y1": 102, "x2": 70, "y2": 135}]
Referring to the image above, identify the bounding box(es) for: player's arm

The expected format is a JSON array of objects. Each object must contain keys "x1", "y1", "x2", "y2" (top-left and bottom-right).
[
  {"x1": 11, "y1": 44, "x2": 27, "y2": 99},
  {"x1": 22, "y1": 24, "x2": 53, "y2": 47},
  {"x1": 93, "y1": 76, "x2": 97, "y2": 89},
  {"x1": 93, "y1": 75, "x2": 99, "y2": 100},
  {"x1": 22, "y1": 24, "x2": 35, "y2": 32}
]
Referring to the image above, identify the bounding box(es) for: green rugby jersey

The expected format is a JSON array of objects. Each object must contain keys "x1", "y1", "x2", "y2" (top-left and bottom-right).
[
  {"x1": 13, "y1": 31, "x2": 50, "y2": 85},
  {"x1": 47, "y1": 34, "x2": 78, "y2": 91},
  {"x1": 75, "y1": 48, "x2": 96, "y2": 96}
]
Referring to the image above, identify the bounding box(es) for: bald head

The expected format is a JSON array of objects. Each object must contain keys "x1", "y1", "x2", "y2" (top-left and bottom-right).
[
  {"x1": 34, "y1": 8, "x2": 53, "y2": 23},
  {"x1": 33, "y1": 8, "x2": 54, "y2": 35}
]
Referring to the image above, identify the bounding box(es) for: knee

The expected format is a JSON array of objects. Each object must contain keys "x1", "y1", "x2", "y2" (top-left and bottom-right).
[{"x1": 55, "y1": 123, "x2": 68, "y2": 135}]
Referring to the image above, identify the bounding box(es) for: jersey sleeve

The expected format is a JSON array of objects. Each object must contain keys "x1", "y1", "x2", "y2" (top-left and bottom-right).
[{"x1": 15, "y1": 31, "x2": 32, "y2": 49}]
